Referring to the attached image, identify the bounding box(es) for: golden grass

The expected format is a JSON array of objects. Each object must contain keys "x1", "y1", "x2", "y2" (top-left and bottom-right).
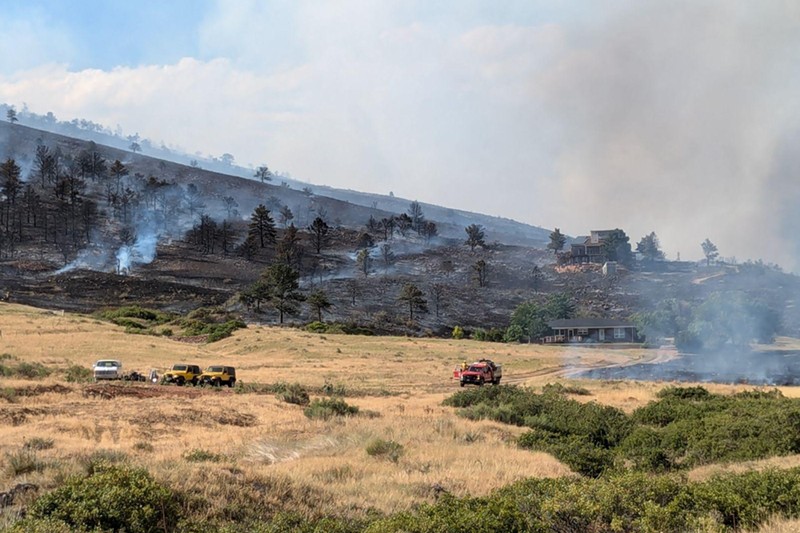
[{"x1": 1, "y1": 301, "x2": 799, "y2": 516}]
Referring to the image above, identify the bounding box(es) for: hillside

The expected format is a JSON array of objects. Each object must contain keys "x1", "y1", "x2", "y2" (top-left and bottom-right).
[{"x1": 2, "y1": 119, "x2": 800, "y2": 343}]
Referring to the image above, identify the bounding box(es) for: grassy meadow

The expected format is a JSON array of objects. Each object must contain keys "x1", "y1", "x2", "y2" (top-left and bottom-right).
[{"x1": 3, "y1": 301, "x2": 800, "y2": 531}]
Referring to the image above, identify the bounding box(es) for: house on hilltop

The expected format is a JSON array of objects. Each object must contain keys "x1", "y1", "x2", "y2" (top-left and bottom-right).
[
  {"x1": 568, "y1": 230, "x2": 614, "y2": 264},
  {"x1": 543, "y1": 318, "x2": 640, "y2": 344}
]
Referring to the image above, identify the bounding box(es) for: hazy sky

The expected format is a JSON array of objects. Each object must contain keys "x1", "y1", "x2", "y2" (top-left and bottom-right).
[{"x1": 1, "y1": 1, "x2": 799, "y2": 268}]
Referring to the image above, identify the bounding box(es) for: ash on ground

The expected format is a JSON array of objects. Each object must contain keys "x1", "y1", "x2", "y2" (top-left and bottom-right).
[{"x1": 576, "y1": 350, "x2": 800, "y2": 386}]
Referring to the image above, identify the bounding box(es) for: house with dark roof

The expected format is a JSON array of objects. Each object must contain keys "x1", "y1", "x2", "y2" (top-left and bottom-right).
[
  {"x1": 568, "y1": 230, "x2": 614, "y2": 264},
  {"x1": 544, "y1": 318, "x2": 641, "y2": 344}
]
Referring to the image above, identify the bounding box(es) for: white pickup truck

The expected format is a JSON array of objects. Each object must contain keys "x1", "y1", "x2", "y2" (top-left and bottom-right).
[{"x1": 92, "y1": 359, "x2": 123, "y2": 381}]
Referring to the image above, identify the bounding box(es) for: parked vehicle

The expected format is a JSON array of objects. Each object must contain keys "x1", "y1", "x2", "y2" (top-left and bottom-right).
[
  {"x1": 162, "y1": 364, "x2": 202, "y2": 386},
  {"x1": 92, "y1": 360, "x2": 123, "y2": 381},
  {"x1": 198, "y1": 366, "x2": 236, "y2": 387},
  {"x1": 453, "y1": 359, "x2": 502, "y2": 387}
]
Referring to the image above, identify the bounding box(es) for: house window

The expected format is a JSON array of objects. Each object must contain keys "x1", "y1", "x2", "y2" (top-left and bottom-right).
[
  {"x1": 577, "y1": 328, "x2": 588, "y2": 335},
  {"x1": 614, "y1": 328, "x2": 626, "y2": 339}
]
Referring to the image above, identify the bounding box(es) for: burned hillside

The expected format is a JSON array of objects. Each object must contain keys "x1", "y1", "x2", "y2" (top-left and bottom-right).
[{"x1": 0, "y1": 120, "x2": 799, "y2": 341}]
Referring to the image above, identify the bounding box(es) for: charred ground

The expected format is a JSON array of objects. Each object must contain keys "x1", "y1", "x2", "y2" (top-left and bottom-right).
[{"x1": 1, "y1": 120, "x2": 799, "y2": 340}]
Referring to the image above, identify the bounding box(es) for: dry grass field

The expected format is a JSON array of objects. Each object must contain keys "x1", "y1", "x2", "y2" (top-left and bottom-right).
[{"x1": 3, "y1": 301, "x2": 800, "y2": 525}]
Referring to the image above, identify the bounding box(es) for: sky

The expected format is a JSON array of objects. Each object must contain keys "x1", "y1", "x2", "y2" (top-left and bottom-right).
[{"x1": 1, "y1": 1, "x2": 799, "y2": 269}]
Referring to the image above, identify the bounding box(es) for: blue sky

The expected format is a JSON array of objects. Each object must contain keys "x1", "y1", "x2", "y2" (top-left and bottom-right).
[{"x1": 1, "y1": 1, "x2": 799, "y2": 269}]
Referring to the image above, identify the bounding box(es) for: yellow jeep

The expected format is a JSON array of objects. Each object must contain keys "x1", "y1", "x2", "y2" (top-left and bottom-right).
[
  {"x1": 198, "y1": 366, "x2": 237, "y2": 387},
  {"x1": 162, "y1": 364, "x2": 203, "y2": 386}
]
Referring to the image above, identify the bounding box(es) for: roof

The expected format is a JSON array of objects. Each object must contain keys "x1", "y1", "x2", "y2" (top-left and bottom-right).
[
  {"x1": 548, "y1": 318, "x2": 635, "y2": 329},
  {"x1": 570, "y1": 236, "x2": 590, "y2": 245}
]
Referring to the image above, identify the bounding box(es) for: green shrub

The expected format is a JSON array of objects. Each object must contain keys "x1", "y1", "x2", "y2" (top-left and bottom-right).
[
  {"x1": 656, "y1": 385, "x2": 713, "y2": 400},
  {"x1": 304, "y1": 398, "x2": 359, "y2": 420},
  {"x1": 542, "y1": 382, "x2": 591, "y2": 396},
  {"x1": 207, "y1": 320, "x2": 247, "y2": 342},
  {"x1": 276, "y1": 382, "x2": 310, "y2": 406},
  {"x1": 64, "y1": 364, "x2": 93, "y2": 383},
  {"x1": 112, "y1": 317, "x2": 147, "y2": 329},
  {"x1": 305, "y1": 321, "x2": 328, "y2": 333},
  {"x1": 14, "y1": 362, "x2": 52, "y2": 379},
  {"x1": 470, "y1": 328, "x2": 506, "y2": 342},
  {"x1": 366, "y1": 438, "x2": 404, "y2": 463},
  {"x1": 183, "y1": 448, "x2": 224, "y2": 462},
  {"x1": 0, "y1": 364, "x2": 13, "y2": 377},
  {"x1": 24, "y1": 437, "x2": 55, "y2": 451},
  {"x1": 321, "y1": 381, "x2": 348, "y2": 397},
  {"x1": 451, "y1": 325, "x2": 464, "y2": 339},
  {"x1": 26, "y1": 463, "x2": 181, "y2": 533},
  {"x1": 519, "y1": 430, "x2": 615, "y2": 477},
  {"x1": 0, "y1": 387, "x2": 16, "y2": 402},
  {"x1": 5, "y1": 450, "x2": 45, "y2": 476},
  {"x1": 503, "y1": 324, "x2": 524, "y2": 343},
  {"x1": 97, "y1": 306, "x2": 173, "y2": 324}
]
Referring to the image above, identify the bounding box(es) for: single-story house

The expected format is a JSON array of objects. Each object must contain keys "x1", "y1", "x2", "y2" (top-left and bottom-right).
[{"x1": 543, "y1": 318, "x2": 640, "y2": 344}]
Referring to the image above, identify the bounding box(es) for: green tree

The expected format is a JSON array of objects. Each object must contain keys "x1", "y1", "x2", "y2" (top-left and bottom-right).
[
  {"x1": 307, "y1": 288, "x2": 333, "y2": 322},
  {"x1": 510, "y1": 293, "x2": 575, "y2": 343},
  {"x1": 259, "y1": 263, "x2": 305, "y2": 323},
  {"x1": 254, "y1": 165, "x2": 272, "y2": 183},
  {"x1": 637, "y1": 232, "x2": 665, "y2": 262},
  {"x1": 548, "y1": 228, "x2": 567, "y2": 253},
  {"x1": 701, "y1": 238, "x2": 719, "y2": 266},
  {"x1": 398, "y1": 283, "x2": 428, "y2": 320},
  {"x1": 249, "y1": 204, "x2": 276, "y2": 248},
  {"x1": 689, "y1": 292, "x2": 780, "y2": 351},
  {"x1": 464, "y1": 224, "x2": 485, "y2": 251},
  {"x1": 6, "y1": 108, "x2": 17, "y2": 124},
  {"x1": 603, "y1": 229, "x2": 632, "y2": 265},
  {"x1": 308, "y1": 216, "x2": 329, "y2": 254}
]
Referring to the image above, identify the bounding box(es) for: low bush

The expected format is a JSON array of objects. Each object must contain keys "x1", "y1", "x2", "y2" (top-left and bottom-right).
[
  {"x1": 24, "y1": 463, "x2": 181, "y2": 533},
  {"x1": 366, "y1": 468, "x2": 800, "y2": 532},
  {"x1": 470, "y1": 327, "x2": 506, "y2": 342},
  {"x1": 5, "y1": 450, "x2": 45, "y2": 476},
  {"x1": 183, "y1": 448, "x2": 224, "y2": 463},
  {"x1": 64, "y1": 364, "x2": 93, "y2": 383},
  {"x1": 275, "y1": 382, "x2": 310, "y2": 406},
  {"x1": 24, "y1": 437, "x2": 55, "y2": 451},
  {"x1": 96, "y1": 305, "x2": 173, "y2": 324},
  {"x1": 445, "y1": 385, "x2": 800, "y2": 476},
  {"x1": 14, "y1": 362, "x2": 52, "y2": 379},
  {"x1": 304, "y1": 398, "x2": 359, "y2": 420},
  {"x1": 365, "y1": 438, "x2": 404, "y2": 463},
  {"x1": 541, "y1": 382, "x2": 592, "y2": 396}
]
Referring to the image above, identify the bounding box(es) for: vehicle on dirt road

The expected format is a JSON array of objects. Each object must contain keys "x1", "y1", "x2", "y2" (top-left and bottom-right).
[
  {"x1": 454, "y1": 359, "x2": 502, "y2": 387},
  {"x1": 92, "y1": 360, "x2": 123, "y2": 381},
  {"x1": 198, "y1": 366, "x2": 236, "y2": 387},
  {"x1": 93, "y1": 360, "x2": 147, "y2": 382},
  {"x1": 162, "y1": 364, "x2": 202, "y2": 386}
]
